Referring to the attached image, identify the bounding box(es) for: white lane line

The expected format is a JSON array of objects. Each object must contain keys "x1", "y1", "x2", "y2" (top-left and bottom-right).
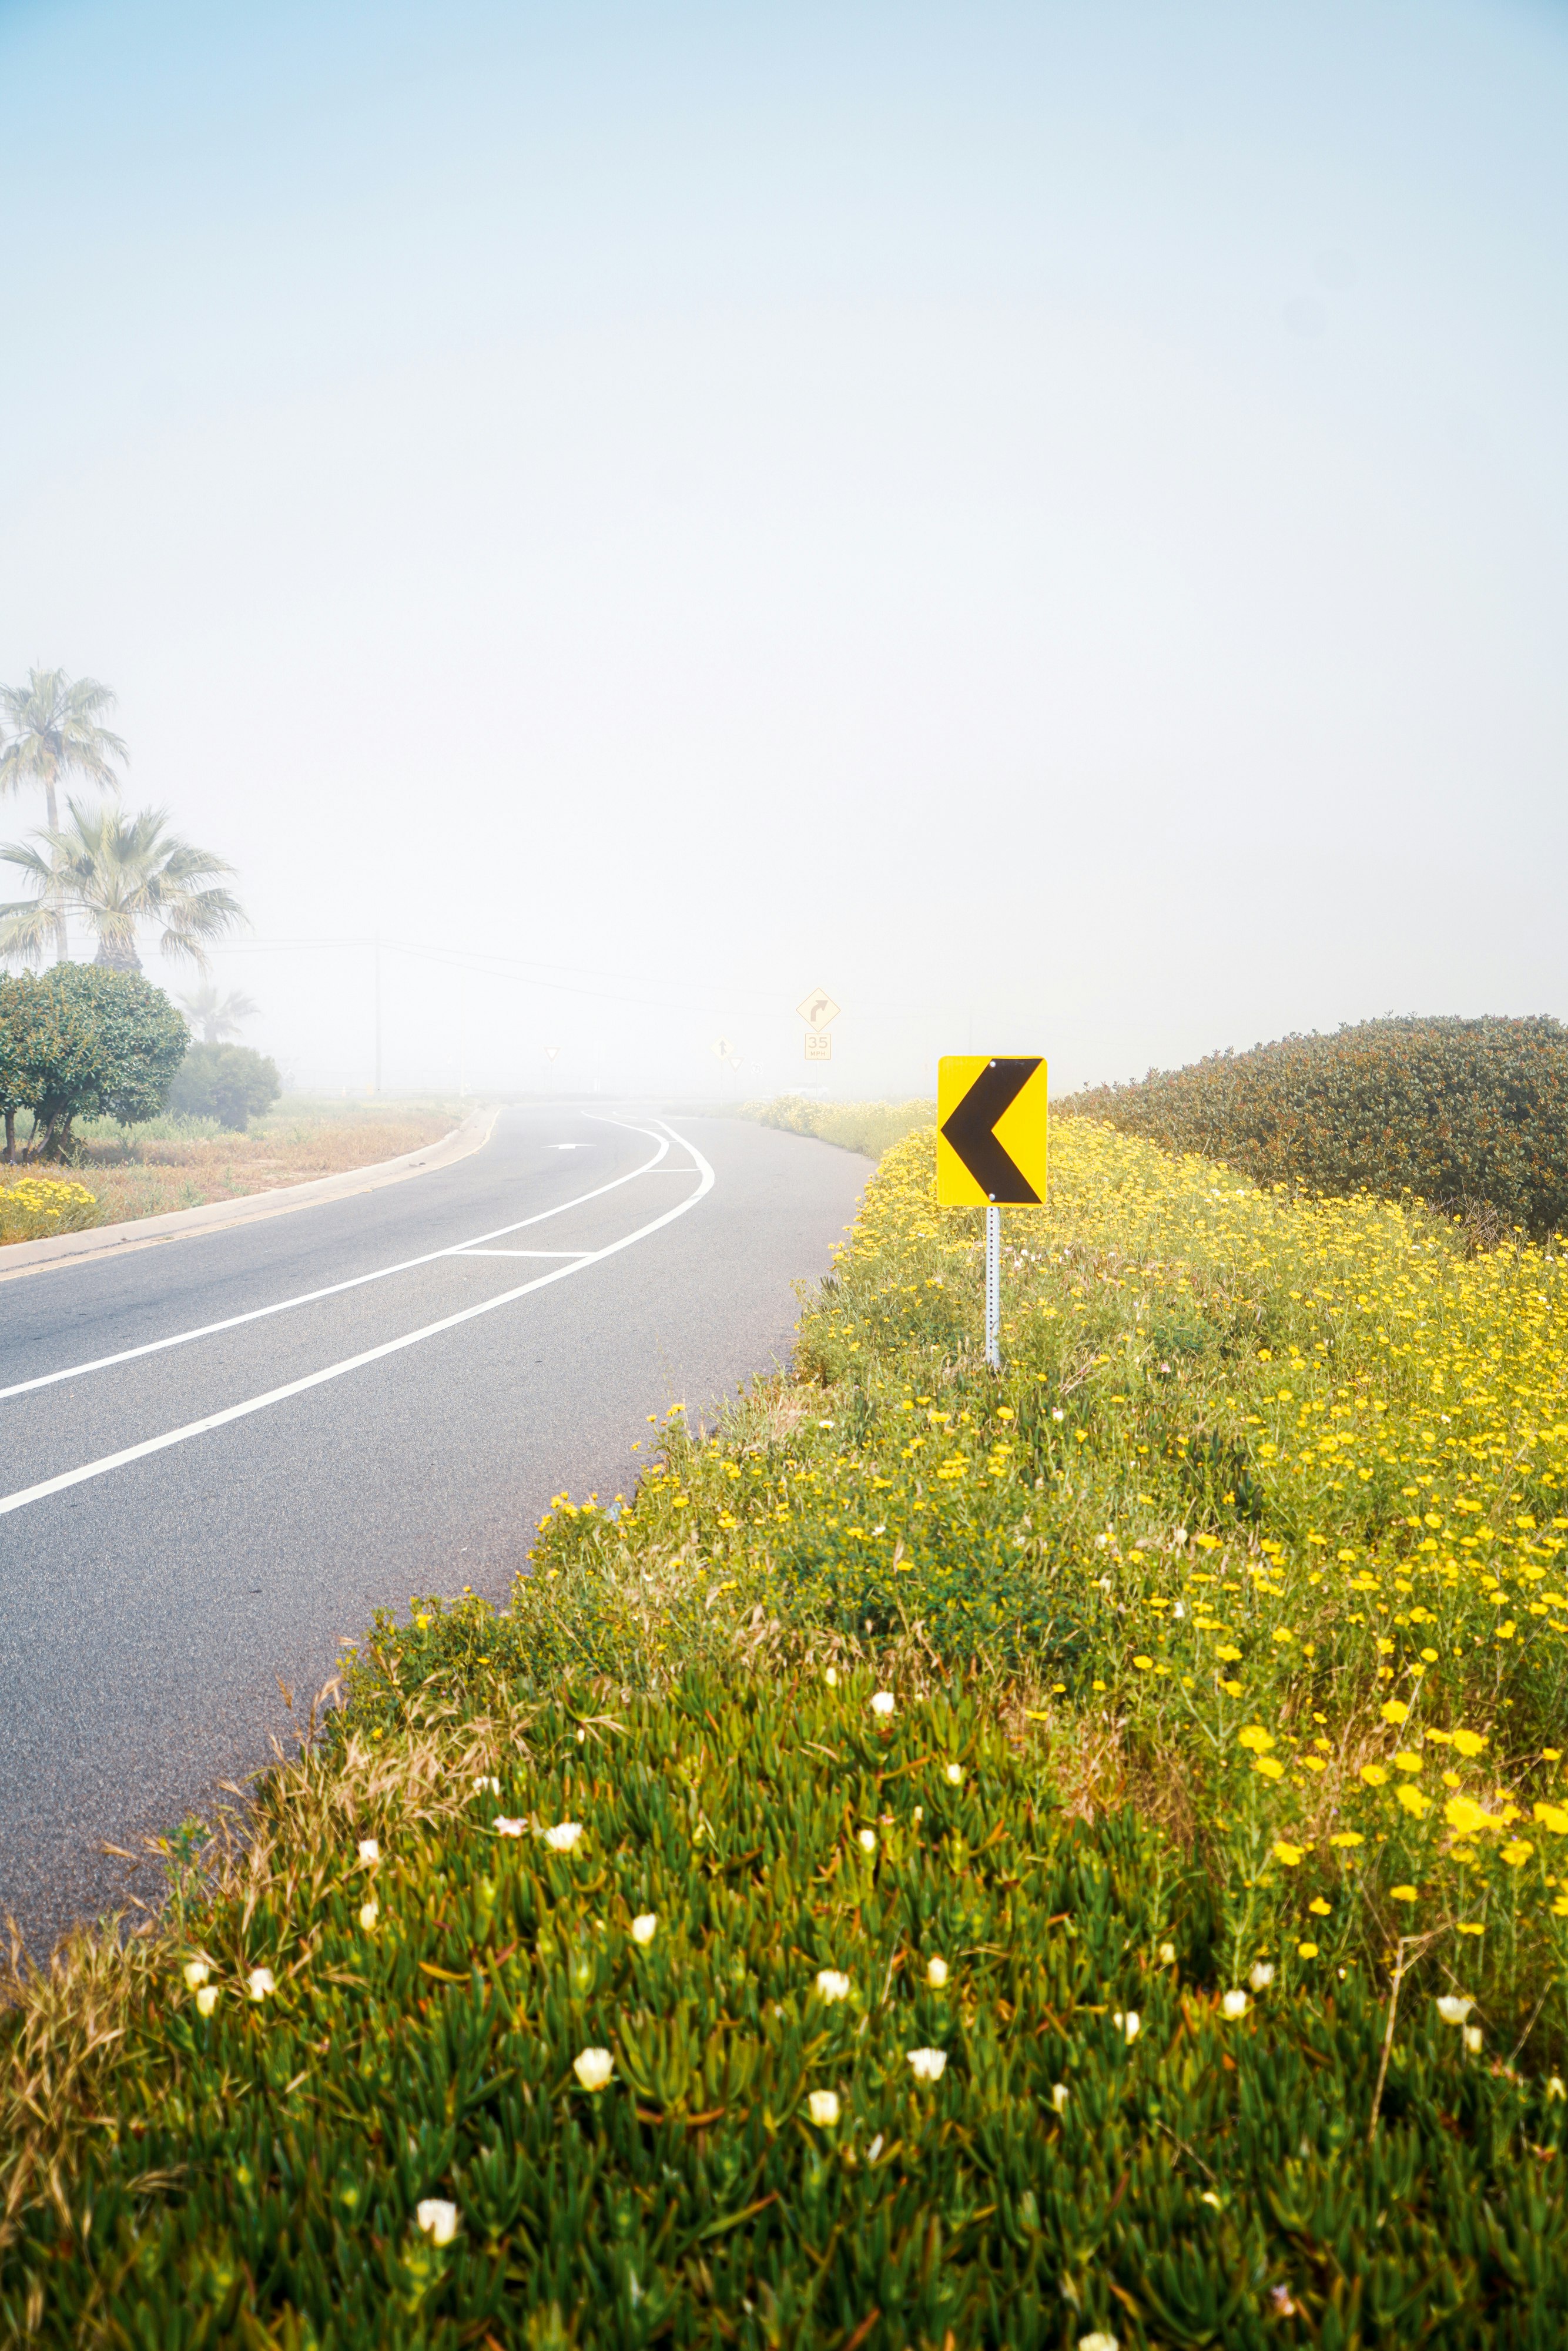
[
  {"x1": 0, "y1": 1117, "x2": 686, "y2": 1405},
  {"x1": 0, "y1": 1125, "x2": 714, "y2": 1519},
  {"x1": 452, "y1": 1248, "x2": 591, "y2": 1260}
]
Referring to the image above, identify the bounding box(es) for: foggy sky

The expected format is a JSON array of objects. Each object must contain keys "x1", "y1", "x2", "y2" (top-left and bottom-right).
[{"x1": 3, "y1": 0, "x2": 1566, "y2": 1101}]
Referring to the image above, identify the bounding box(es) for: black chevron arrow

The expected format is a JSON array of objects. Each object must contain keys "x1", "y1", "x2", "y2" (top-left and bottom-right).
[{"x1": 941, "y1": 1058, "x2": 1043, "y2": 1203}]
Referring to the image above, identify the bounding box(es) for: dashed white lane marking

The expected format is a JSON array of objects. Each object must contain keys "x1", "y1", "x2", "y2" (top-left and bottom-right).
[
  {"x1": 0, "y1": 1123, "x2": 713, "y2": 1520},
  {"x1": 0, "y1": 1118, "x2": 676, "y2": 1405}
]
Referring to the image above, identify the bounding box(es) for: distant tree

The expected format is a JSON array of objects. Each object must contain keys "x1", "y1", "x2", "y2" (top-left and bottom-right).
[
  {"x1": 177, "y1": 982, "x2": 260, "y2": 1045},
  {"x1": 169, "y1": 1042, "x2": 280, "y2": 1133},
  {"x1": 0, "y1": 964, "x2": 187, "y2": 1160},
  {"x1": 0, "y1": 669, "x2": 128, "y2": 961},
  {"x1": 0, "y1": 800, "x2": 244, "y2": 974}
]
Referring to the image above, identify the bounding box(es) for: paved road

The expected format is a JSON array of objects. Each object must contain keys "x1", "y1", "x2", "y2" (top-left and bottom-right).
[{"x1": 0, "y1": 1108, "x2": 870, "y2": 1958}]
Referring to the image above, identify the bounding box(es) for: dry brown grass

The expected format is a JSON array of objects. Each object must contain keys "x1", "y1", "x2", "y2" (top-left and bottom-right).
[
  {"x1": 0, "y1": 1677, "x2": 531, "y2": 2266},
  {"x1": 59, "y1": 1103, "x2": 461, "y2": 1227}
]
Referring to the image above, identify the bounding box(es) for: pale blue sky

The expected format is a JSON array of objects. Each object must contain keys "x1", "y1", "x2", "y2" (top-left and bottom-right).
[{"x1": 3, "y1": 0, "x2": 1566, "y2": 1093}]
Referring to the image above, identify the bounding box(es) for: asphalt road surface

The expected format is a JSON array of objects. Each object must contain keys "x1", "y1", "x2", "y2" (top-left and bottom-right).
[{"x1": 0, "y1": 1107, "x2": 870, "y2": 1958}]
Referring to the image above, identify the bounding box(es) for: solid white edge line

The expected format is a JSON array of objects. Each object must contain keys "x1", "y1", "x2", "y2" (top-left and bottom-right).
[
  {"x1": 0, "y1": 1116, "x2": 678, "y2": 1405},
  {"x1": 0, "y1": 1123, "x2": 715, "y2": 1519}
]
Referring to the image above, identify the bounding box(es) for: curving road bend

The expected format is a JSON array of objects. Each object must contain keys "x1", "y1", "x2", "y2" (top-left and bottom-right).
[{"x1": 0, "y1": 1108, "x2": 870, "y2": 1958}]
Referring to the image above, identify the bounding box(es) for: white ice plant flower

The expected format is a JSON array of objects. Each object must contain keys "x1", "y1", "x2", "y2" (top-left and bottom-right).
[
  {"x1": 473, "y1": 1776, "x2": 500, "y2": 1796},
  {"x1": 1113, "y1": 2011, "x2": 1140, "y2": 2044},
  {"x1": 416, "y1": 2199, "x2": 460, "y2": 2246},
  {"x1": 631, "y1": 1913, "x2": 658, "y2": 1945},
  {"x1": 926, "y1": 1955, "x2": 949, "y2": 1988},
  {"x1": 183, "y1": 1960, "x2": 211, "y2": 1990},
  {"x1": 1221, "y1": 1990, "x2": 1249, "y2": 2021},
  {"x1": 357, "y1": 1840, "x2": 380, "y2": 1866},
  {"x1": 359, "y1": 1899, "x2": 380, "y2": 1933},
  {"x1": 544, "y1": 1821, "x2": 584, "y2": 1852},
  {"x1": 944, "y1": 1763, "x2": 963, "y2": 1786},
  {"x1": 824, "y1": 1667, "x2": 839, "y2": 1687},
  {"x1": 1158, "y1": 1943, "x2": 1176, "y2": 1966},
  {"x1": 1463, "y1": 2025, "x2": 1484, "y2": 2055},
  {"x1": 807, "y1": 2089, "x2": 840, "y2": 2126},
  {"x1": 907, "y1": 2048, "x2": 947, "y2": 2082},
  {"x1": 857, "y1": 1829, "x2": 877, "y2": 1854},
  {"x1": 1249, "y1": 1962, "x2": 1275, "y2": 1992},
  {"x1": 1550, "y1": 2077, "x2": 1567, "y2": 2102},
  {"x1": 493, "y1": 1817, "x2": 526, "y2": 1837},
  {"x1": 1050, "y1": 2083, "x2": 1070, "y2": 2114},
  {"x1": 870, "y1": 1691, "x2": 896, "y2": 1717},
  {"x1": 573, "y1": 2048, "x2": 614, "y2": 2091},
  {"x1": 247, "y1": 1967, "x2": 276, "y2": 2002},
  {"x1": 1436, "y1": 1995, "x2": 1475, "y2": 2025},
  {"x1": 815, "y1": 1969, "x2": 851, "y2": 2002},
  {"x1": 1078, "y1": 2334, "x2": 1120, "y2": 2351},
  {"x1": 196, "y1": 1985, "x2": 219, "y2": 2018}
]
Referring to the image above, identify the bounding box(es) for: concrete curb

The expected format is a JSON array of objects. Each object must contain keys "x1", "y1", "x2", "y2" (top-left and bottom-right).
[{"x1": 0, "y1": 1105, "x2": 500, "y2": 1284}]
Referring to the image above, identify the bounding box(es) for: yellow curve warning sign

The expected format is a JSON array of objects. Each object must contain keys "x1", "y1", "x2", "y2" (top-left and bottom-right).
[{"x1": 936, "y1": 1056, "x2": 1048, "y2": 1206}]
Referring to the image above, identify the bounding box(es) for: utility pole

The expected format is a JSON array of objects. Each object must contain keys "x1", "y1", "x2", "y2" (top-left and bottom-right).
[{"x1": 373, "y1": 931, "x2": 382, "y2": 1095}]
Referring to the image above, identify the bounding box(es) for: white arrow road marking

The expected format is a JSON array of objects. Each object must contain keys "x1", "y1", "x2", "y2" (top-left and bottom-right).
[{"x1": 0, "y1": 1123, "x2": 713, "y2": 1519}]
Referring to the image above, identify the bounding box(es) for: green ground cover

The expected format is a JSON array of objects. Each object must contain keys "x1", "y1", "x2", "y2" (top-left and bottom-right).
[{"x1": 9, "y1": 1107, "x2": 1568, "y2": 2346}]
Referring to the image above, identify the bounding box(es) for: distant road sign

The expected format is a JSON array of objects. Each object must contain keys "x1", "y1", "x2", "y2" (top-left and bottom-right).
[
  {"x1": 544, "y1": 1046, "x2": 561, "y2": 1061},
  {"x1": 796, "y1": 989, "x2": 840, "y2": 1032},
  {"x1": 728, "y1": 1054, "x2": 744, "y2": 1071},
  {"x1": 936, "y1": 1056, "x2": 1047, "y2": 1205},
  {"x1": 804, "y1": 1032, "x2": 832, "y2": 1063},
  {"x1": 712, "y1": 1036, "x2": 735, "y2": 1060}
]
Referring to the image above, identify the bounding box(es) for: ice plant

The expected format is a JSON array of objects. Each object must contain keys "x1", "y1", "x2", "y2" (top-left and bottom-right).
[
  {"x1": 544, "y1": 1821, "x2": 584, "y2": 1852},
  {"x1": 1436, "y1": 1996, "x2": 1474, "y2": 2025},
  {"x1": 356, "y1": 1840, "x2": 379, "y2": 1865},
  {"x1": 416, "y1": 2200, "x2": 459, "y2": 2246},
  {"x1": 631, "y1": 1913, "x2": 658, "y2": 1945},
  {"x1": 815, "y1": 1970, "x2": 851, "y2": 2001},
  {"x1": 807, "y1": 2090, "x2": 841, "y2": 2126},
  {"x1": 247, "y1": 1968, "x2": 276, "y2": 2002},
  {"x1": 907, "y1": 2048, "x2": 947, "y2": 2082},
  {"x1": 195, "y1": 1986, "x2": 219, "y2": 2017},
  {"x1": 492, "y1": 1817, "x2": 526, "y2": 1837},
  {"x1": 1113, "y1": 2010, "x2": 1140, "y2": 2043},
  {"x1": 573, "y1": 2048, "x2": 614, "y2": 2091},
  {"x1": 182, "y1": 1960, "x2": 210, "y2": 1990},
  {"x1": 926, "y1": 1955, "x2": 949, "y2": 1987},
  {"x1": 1221, "y1": 1991, "x2": 1248, "y2": 2020},
  {"x1": 359, "y1": 1899, "x2": 378, "y2": 1932},
  {"x1": 870, "y1": 1690, "x2": 896, "y2": 1717}
]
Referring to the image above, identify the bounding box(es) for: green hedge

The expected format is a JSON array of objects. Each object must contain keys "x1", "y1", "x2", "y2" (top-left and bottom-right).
[{"x1": 1061, "y1": 1016, "x2": 1568, "y2": 1235}]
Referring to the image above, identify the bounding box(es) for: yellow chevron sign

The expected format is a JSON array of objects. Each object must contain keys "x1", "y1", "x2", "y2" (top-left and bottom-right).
[{"x1": 936, "y1": 1056, "x2": 1048, "y2": 1206}]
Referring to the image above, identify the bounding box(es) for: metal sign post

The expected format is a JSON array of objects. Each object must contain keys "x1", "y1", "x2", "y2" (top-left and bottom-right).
[
  {"x1": 985, "y1": 1203, "x2": 1001, "y2": 1369},
  {"x1": 935, "y1": 1054, "x2": 1049, "y2": 1375}
]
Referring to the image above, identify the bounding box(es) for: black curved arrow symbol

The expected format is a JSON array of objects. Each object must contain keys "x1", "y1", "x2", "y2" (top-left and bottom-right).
[{"x1": 941, "y1": 1057, "x2": 1043, "y2": 1203}]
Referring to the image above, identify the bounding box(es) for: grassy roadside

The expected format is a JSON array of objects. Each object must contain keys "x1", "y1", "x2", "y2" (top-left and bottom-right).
[
  {"x1": 1, "y1": 1096, "x2": 465, "y2": 1235},
  {"x1": 736, "y1": 1095, "x2": 936, "y2": 1158},
  {"x1": 8, "y1": 1113, "x2": 1568, "y2": 2343}
]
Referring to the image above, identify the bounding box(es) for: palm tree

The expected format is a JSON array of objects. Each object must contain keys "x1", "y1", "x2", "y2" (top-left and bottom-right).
[
  {"x1": 177, "y1": 981, "x2": 260, "y2": 1044},
  {"x1": 0, "y1": 669, "x2": 128, "y2": 960},
  {"x1": 0, "y1": 800, "x2": 246, "y2": 974}
]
